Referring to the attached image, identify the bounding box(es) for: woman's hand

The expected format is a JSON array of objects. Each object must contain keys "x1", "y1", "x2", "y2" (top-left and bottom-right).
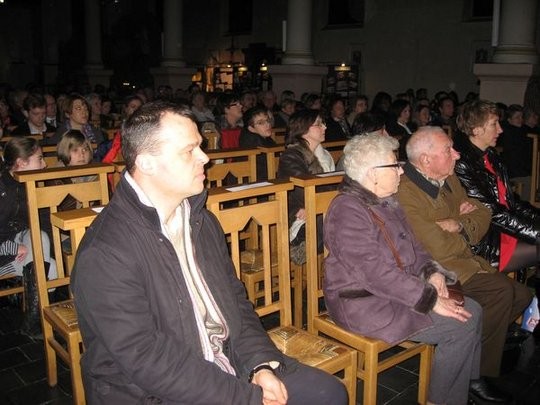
[
  {"x1": 252, "y1": 369, "x2": 288, "y2": 405},
  {"x1": 433, "y1": 296, "x2": 472, "y2": 322},
  {"x1": 295, "y1": 208, "x2": 306, "y2": 221},
  {"x1": 428, "y1": 273, "x2": 448, "y2": 298},
  {"x1": 16, "y1": 244, "x2": 28, "y2": 262}
]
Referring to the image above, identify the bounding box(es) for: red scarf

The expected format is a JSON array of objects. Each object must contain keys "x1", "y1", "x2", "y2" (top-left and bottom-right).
[{"x1": 483, "y1": 155, "x2": 517, "y2": 270}]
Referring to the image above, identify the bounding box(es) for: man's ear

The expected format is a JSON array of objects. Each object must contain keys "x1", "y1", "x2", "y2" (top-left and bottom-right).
[
  {"x1": 22, "y1": 110, "x2": 29, "y2": 119},
  {"x1": 419, "y1": 152, "x2": 430, "y2": 166},
  {"x1": 248, "y1": 125, "x2": 256, "y2": 133},
  {"x1": 135, "y1": 154, "x2": 155, "y2": 176}
]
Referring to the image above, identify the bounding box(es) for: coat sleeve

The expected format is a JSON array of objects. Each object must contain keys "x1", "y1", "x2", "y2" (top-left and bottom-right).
[
  {"x1": 72, "y1": 224, "x2": 263, "y2": 404},
  {"x1": 454, "y1": 159, "x2": 540, "y2": 244},
  {"x1": 277, "y1": 148, "x2": 308, "y2": 224}
]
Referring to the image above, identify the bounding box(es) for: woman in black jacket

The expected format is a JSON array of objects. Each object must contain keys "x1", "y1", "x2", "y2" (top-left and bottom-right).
[{"x1": 454, "y1": 99, "x2": 539, "y2": 276}]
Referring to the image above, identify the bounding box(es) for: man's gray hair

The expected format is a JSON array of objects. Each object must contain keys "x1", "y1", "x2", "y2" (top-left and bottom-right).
[
  {"x1": 343, "y1": 134, "x2": 399, "y2": 184},
  {"x1": 406, "y1": 126, "x2": 447, "y2": 163}
]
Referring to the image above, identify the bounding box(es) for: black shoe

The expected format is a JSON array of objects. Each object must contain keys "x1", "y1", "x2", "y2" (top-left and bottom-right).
[{"x1": 469, "y1": 378, "x2": 513, "y2": 403}]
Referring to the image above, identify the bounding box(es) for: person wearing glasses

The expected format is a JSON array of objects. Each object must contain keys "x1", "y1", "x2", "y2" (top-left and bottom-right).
[
  {"x1": 397, "y1": 126, "x2": 530, "y2": 403},
  {"x1": 214, "y1": 93, "x2": 243, "y2": 149},
  {"x1": 239, "y1": 106, "x2": 276, "y2": 181},
  {"x1": 277, "y1": 110, "x2": 335, "y2": 263},
  {"x1": 324, "y1": 133, "x2": 485, "y2": 405}
]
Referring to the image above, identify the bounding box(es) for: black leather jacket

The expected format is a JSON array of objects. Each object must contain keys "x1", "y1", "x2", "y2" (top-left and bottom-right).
[{"x1": 453, "y1": 134, "x2": 540, "y2": 267}]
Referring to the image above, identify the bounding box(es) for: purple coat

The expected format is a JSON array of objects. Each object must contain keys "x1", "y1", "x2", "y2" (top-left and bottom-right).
[{"x1": 323, "y1": 176, "x2": 457, "y2": 344}]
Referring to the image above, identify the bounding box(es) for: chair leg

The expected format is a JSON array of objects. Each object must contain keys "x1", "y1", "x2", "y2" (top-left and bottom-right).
[
  {"x1": 362, "y1": 347, "x2": 379, "y2": 405},
  {"x1": 68, "y1": 334, "x2": 86, "y2": 405},
  {"x1": 43, "y1": 322, "x2": 58, "y2": 387},
  {"x1": 345, "y1": 351, "x2": 358, "y2": 405},
  {"x1": 417, "y1": 344, "x2": 433, "y2": 405},
  {"x1": 292, "y1": 263, "x2": 303, "y2": 328}
]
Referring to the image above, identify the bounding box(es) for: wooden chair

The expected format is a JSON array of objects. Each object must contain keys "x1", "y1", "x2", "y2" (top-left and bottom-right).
[
  {"x1": 202, "y1": 129, "x2": 220, "y2": 150},
  {"x1": 0, "y1": 273, "x2": 24, "y2": 304},
  {"x1": 291, "y1": 174, "x2": 434, "y2": 405},
  {"x1": 205, "y1": 147, "x2": 259, "y2": 188},
  {"x1": 206, "y1": 180, "x2": 357, "y2": 404},
  {"x1": 0, "y1": 134, "x2": 44, "y2": 144},
  {"x1": 528, "y1": 133, "x2": 540, "y2": 207},
  {"x1": 14, "y1": 163, "x2": 114, "y2": 405}
]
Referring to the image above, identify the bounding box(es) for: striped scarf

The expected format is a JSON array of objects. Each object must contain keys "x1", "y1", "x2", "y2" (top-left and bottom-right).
[{"x1": 164, "y1": 200, "x2": 236, "y2": 375}]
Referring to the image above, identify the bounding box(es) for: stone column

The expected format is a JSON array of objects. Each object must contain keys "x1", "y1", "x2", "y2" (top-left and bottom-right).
[
  {"x1": 151, "y1": 0, "x2": 195, "y2": 91},
  {"x1": 493, "y1": 0, "x2": 538, "y2": 64},
  {"x1": 83, "y1": 0, "x2": 112, "y2": 89},
  {"x1": 282, "y1": 0, "x2": 314, "y2": 65},
  {"x1": 474, "y1": 0, "x2": 539, "y2": 105},
  {"x1": 269, "y1": 0, "x2": 326, "y2": 97}
]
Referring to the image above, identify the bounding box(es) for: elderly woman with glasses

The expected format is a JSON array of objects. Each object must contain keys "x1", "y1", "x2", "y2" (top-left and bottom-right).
[
  {"x1": 277, "y1": 109, "x2": 335, "y2": 262},
  {"x1": 324, "y1": 133, "x2": 485, "y2": 405}
]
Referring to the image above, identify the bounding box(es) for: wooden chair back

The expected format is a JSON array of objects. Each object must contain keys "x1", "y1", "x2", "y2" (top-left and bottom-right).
[
  {"x1": 14, "y1": 163, "x2": 113, "y2": 300},
  {"x1": 291, "y1": 173, "x2": 433, "y2": 405},
  {"x1": 322, "y1": 140, "x2": 347, "y2": 164},
  {"x1": 207, "y1": 180, "x2": 293, "y2": 320},
  {"x1": 258, "y1": 144, "x2": 285, "y2": 180},
  {"x1": 528, "y1": 133, "x2": 539, "y2": 207},
  {"x1": 205, "y1": 147, "x2": 259, "y2": 188},
  {"x1": 202, "y1": 130, "x2": 220, "y2": 150},
  {"x1": 271, "y1": 127, "x2": 286, "y2": 144}
]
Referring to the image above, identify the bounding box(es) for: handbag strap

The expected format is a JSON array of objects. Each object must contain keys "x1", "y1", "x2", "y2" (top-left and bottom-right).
[{"x1": 367, "y1": 207, "x2": 405, "y2": 271}]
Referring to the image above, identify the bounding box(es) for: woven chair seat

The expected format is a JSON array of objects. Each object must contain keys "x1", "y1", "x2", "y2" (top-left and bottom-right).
[
  {"x1": 44, "y1": 299, "x2": 79, "y2": 328},
  {"x1": 268, "y1": 326, "x2": 350, "y2": 368}
]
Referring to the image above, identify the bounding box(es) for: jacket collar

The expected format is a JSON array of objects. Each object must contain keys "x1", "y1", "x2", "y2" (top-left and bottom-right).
[
  {"x1": 114, "y1": 174, "x2": 208, "y2": 230},
  {"x1": 403, "y1": 161, "x2": 451, "y2": 199},
  {"x1": 339, "y1": 174, "x2": 392, "y2": 207}
]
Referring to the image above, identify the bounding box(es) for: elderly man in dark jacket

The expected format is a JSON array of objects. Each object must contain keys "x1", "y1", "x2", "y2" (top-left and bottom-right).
[{"x1": 71, "y1": 101, "x2": 346, "y2": 405}]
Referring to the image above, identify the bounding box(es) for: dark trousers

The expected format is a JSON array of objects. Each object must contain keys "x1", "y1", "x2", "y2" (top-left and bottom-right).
[
  {"x1": 278, "y1": 358, "x2": 348, "y2": 405},
  {"x1": 463, "y1": 272, "x2": 532, "y2": 377}
]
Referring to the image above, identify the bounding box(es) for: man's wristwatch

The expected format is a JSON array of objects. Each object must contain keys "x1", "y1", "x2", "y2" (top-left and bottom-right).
[{"x1": 248, "y1": 364, "x2": 276, "y2": 383}]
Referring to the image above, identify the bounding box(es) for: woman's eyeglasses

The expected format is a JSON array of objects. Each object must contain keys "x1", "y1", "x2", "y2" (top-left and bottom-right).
[{"x1": 373, "y1": 161, "x2": 406, "y2": 169}]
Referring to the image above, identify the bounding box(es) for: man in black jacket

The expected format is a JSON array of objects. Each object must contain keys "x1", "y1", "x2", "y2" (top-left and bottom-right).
[{"x1": 71, "y1": 101, "x2": 346, "y2": 405}]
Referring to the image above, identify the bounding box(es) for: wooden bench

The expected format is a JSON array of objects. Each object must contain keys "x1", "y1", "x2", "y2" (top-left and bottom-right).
[
  {"x1": 291, "y1": 173, "x2": 433, "y2": 405},
  {"x1": 205, "y1": 147, "x2": 259, "y2": 188}
]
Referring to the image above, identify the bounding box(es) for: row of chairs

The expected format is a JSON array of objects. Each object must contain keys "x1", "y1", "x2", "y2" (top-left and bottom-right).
[{"x1": 5, "y1": 163, "x2": 434, "y2": 404}]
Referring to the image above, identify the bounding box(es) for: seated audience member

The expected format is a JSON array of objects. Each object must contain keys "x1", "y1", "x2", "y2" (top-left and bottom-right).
[
  {"x1": 370, "y1": 91, "x2": 392, "y2": 121},
  {"x1": 397, "y1": 126, "x2": 531, "y2": 392},
  {"x1": 52, "y1": 130, "x2": 95, "y2": 211},
  {"x1": 240, "y1": 91, "x2": 257, "y2": 113},
  {"x1": 324, "y1": 97, "x2": 351, "y2": 141},
  {"x1": 273, "y1": 99, "x2": 296, "y2": 128},
  {"x1": 351, "y1": 112, "x2": 388, "y2": 137},
  {"x1": 523, "y1": 108, "x2": 540, "y2": 135},
  {"x1": 50, "y1": 94, "x2": 105, "y2": 146},
  {"x1": 260, "y1": 90, "x2": 279, "y2": 113},
  {"x1": 431, "y1": 96, "x2": 457, "y2": 134},
  {"x1": 410, "y1": 103, "x2": 431, "y2": 132},
  {"x1": 191, "y1": 92, "x2": 215, "y2": 124},
  {"x1": 99, "y1": 95, "x2": 116, "y2": 129},
  {"x1": 0, "y1": 97, "x2": 15, "y2": 135},
  {"x1": 85, "y1": 93, "x2": 103, "y2": 128},
  {"x1": 496, "y1": 104, "x2": 534, "y2": 199},
  {"x1": 279, "y1": 90, "x2": 295, "y2": 104},
  {"x1": 277, "y1": 110, "x2": 335, "y2": 260},
  {"x1": 215, "y1": 93, "x2": 243, "y2": 149},
  {"x1": 303, "y1": 94, "x2": 322, "y2": 111},
  {"x1": 7, "y1": 89, "x2": 28, "y2": 128},
  {"x1": 385, "y1": 99, "x2": 413, "y2": 159},
  {"x1": 454, "y1": 99, "x2": 539, "y2": 301},
  {"x1": 239, "y1": 106, "x2": 276, "y2": 181},
  {"x1": 0, "y1": 137, "x2": 58, "y2": 337},
  {"x1": 346, "y1": 94, "x2": 368, "y2": 127},
  {"x1": 324, "y1": 134, "x2": 488, "y2": 405},
  {"x1": 101, "y1": 95, "x2": 144, "y2": 165},
  {"x1": 71, "y1": 101, "x2": 347, "y2": 405},
  {"x1": 11, "y1": 94, "x2": 56, "y2": 136},
  {"x1": 44, "y1": 93, "x2": 58, "y2": 128}
]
